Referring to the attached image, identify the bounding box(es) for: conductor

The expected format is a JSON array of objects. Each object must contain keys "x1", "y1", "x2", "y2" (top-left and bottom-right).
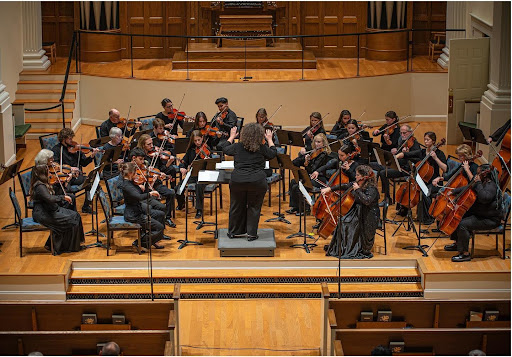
[{"x1": 220, "y1": 123, "x2": 277, "y2": 241}]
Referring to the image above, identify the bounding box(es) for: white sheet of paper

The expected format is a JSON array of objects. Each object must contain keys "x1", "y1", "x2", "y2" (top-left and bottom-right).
[
  {"x1": 88, "y1": 173, "x2": 101, "y2": 201},
  {"x1": 198, "y1": 170, "x2": 220, "y2": 183},
  {"x1": 215, "y1": 161, "x2": 269, "y2": 170},
  {"x1": 178, "y1": 170, "x2": 192, "y2": 195},
  {"x1": 298, "y1": 181, "x2": 313, "y2": 206},
  {"x1": 415, "y1": 173, "x2": 429, "y2": 196},
  {"x1": 394, "y1": 155, "x2": 402, "y2": 172}
]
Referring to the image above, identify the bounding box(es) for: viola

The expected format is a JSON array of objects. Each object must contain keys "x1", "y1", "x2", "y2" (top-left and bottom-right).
[
  {"x1": 491, "y1": 128, "x2": 511, "y2": 191},
  {"x1": 200, "y1": 125, "x2": 228, "y2": 138},
  {"x1": 168, "y1": 109, "x2": 194, "y2": 122},
  {"x1": 48, "y1": 163, "x2": 72, "y2": 186},
  {"x1": 132, "y1": 166, "x2": 157, "y2": 186},
  {"x1": 437, "y1": 168, "x2": 492, "y2": 235},
  {"x1": 428, "y1": 150, "x2": 483, "y2": 221},
  {"x1": 116, "y1": 118, "x2": 139, "y2": 129}
]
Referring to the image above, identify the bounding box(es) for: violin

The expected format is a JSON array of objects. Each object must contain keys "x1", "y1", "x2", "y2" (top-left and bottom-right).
[
  {"x1": 168, "y1": 109, "x2": 194, "y2": 122},
  {"x1": 317, "y1": 173, "x2": 374, "y2": 239},
  {"x1": 429, "y1": 150, "x2": 483, "y2": 221},
  {"x1": 48, "y1": 163, "x2": 72, "y2": 186},
  {"x1": 133, "y1": 165, "x2": 173, "y2": 184},
  {"x1": 68, "y1": 141, "x2": 104, "y2": 155},
  {"x1": 195, "y1": 143, "x2": 211, "y2": 159},
  {"x1": 148, "y1": 147, "x2": 175, "y2": 162},
  {"x1": 132, "y1": 166, "x2": 156, "y2": 186},
  {"x1": 437, "y1": 168, "x2": 492, "y2": 235},
  {"x1": 491, "y1": 128, "x2": 511, "y2": 191},
  {"x1": 116, "y1": 118, "x2": 139, "y2": 129},
  {"x1": 305, "y1": 148, "x2": 325, "y2": 166},
  {"x1": 200, "y1": 125, "x2": 228, "y2": 138},
  {"x1": 157, "y1": 131, "x2": 176, "y2": 144}
]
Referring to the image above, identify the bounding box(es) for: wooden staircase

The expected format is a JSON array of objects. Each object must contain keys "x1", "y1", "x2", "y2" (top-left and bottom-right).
[
  {"x1": 172, "y1": 42, "x2": 317, "y2": 70},
  {"x1": 66, "y1": 260, "x2": 423, "y2": 300},
  {"x1": 14, "y1": 72, "x2": 80, "y2": 139}
]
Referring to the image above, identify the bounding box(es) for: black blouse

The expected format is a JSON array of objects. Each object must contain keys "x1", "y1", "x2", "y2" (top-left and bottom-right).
[
  {"x1": 220, "y1": 142, "x2": 277, "y2": 183},
  {"x1": 31, "y1": 182, "x2": 66, "y2": 212},
  {"x1": 156, "y1": 112, "x2": 183, "y2": 136}
]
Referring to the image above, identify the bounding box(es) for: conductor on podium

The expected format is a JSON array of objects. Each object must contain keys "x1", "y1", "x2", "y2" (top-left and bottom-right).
[{"x1": 220, "y1": 123, "x2": 277, "y2": 241}]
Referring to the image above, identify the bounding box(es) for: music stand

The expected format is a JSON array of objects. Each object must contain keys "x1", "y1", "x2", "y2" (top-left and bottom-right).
[
  {"x1": 182, "y1": 122, "x2": 194, "y2": 134},
  {"x1": 357, "y1": 140, "x2": 377, "y2": 164},
  {"x1": 188, "y1": 160, "x2": 216, "y2": 230},
  {"x1": 266, "y1": 154, "x2": 291, "y2": 225},
  {"x1": 89, "y1": 136, "x2": 111, "y2": 148},
  {"x1": 458, "y1": 123, "x2": 488, "y2": 153},
  {"x1": 286, "y1": 168, "x2": 314, "y2": 241},
  {"x1": 174, "y1": 138, "x2": 190, "y2": 155},
  {"x1": 100, "y1": 146, "x2": 123, "y2": 177},
  {"x1": 132, "y1": 129, "x2": 153, "y2": 142},
  {"x1": 176, "y1": 165, "x2": 203, "y2": 250},
  {"x1": 82, "y1": 164, "x2": 107, "y2": 246},
  {"x1": 290, "y1": 176, "x2": 317, "y2": 253},
  {"x1": 1, "y1": 159, "x2": 24, "y2": 229},
  {"x1": 276, "y1": 130, "x2": 305, "y2": 148},
  {"x1": 329, "y1": 139, "x2": 342, "y2": 154},
  {"x1": 203, "y1": 157, "x2": 222, "y2": 235}
]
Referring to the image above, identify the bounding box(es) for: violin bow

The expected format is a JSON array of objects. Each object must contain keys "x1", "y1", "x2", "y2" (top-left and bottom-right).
[
  {"x1": 48, "y1": 163, "x2": 67, "y2": 195},
  {"x1": 489, "y1": 142, "x2": 512, "y2": 176},
  {"x1": 374, "y1": 115, "x2": 412, "y2": 135},
  {"x1": 212, "y1": 106, "x2": 228, "y2": 126},
  {"x1": 122, "y1": 105, "x2": 132, "y2": 138},
  {"x1": 396, "y1": 123, "x2": 421, "y2": 152},
  {"x1": 267, "y1": 105, "x2": 283, "y2": 122},
  {"x1": 302, "y1": 113, "x2": 330, "y2": 138}
]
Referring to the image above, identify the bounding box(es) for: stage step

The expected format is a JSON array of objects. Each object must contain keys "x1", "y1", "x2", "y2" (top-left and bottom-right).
[
  {"x1": 66, "y1": 282, "x2": 423, "y2": 300},
  {"x1": 172, "y1": 42, "x2": 317, "y2": 70},
  {"x1": 15, "y1": 89, "x2": 77, "y2": 101}
]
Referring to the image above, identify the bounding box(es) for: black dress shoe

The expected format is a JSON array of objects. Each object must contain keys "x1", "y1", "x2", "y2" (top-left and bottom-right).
[
  {"x1": 247, "y1": 235, "x2": 259, "y2": 242},
  {"x1": 296, "y1": 210, "x2": 311, "y2": 216},
  {"x1": 195, "y1": 210, "x2": 202, "y2": 219},
  {"x1": 132, "y1": 241, "x2": 147, "y2": 253},
  {"x1": 378, "y1": 198, "x2": 389, "y2": 207},
  {"x1": 444, "y1": 243, "x2": 457, "y2": 251},
  {"x1": 312, "y1": 222, "x2": 320, "y2": 230},
  {"x1": 431, "y1": 228, "x2": 442, "y2": 233},
  {"x1": 420, "y1": 229, "x2": 430, "y2": 235},
  {"x1": 166, "y1": 219, "x2": 176, "y2": 228},
  {"x1": 176, "y1": 204, "x2": 185, "y2": 211},
  {"x1": 81, "y1": 206, "x2": 95, "y2": 214},
  {"x1": 286, "y1": 208, "x2": 298, "y2": 214},
  {"x1": 162, "y1": 234, "x2": 172, "y2": 240},
  {"x1": 152, "y1": 243, "x2": 165, "y2": 249},
  {"x1": 451, "y1": 253, "x2": 471, "y2": 262}
]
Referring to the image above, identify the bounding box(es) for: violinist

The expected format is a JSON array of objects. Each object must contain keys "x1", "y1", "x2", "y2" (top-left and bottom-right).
[
  {"x1": 187, "y1": 112, "x2": 217, "y2": 149},
  {"x1": 321, "y1": 165, "x2": 379, "y2": 259},
  {"x1": 444, "y1": 165, "x2": 503, "y2": 262},
  {"x1": 219, "y1": 124, "x2": 277, "y2": 241},
  {"x1": 136, "y1": 135, "x2": 177, "y2": 228},
  {"x1": 178, "y1": 130, "x2": 210, "y2": 219},
  {"x1": 150, "y1": 118, "x2": 176, "y2": 152},
  {"x1": 375, "y1": 124, "x2": 422, "y2": 209},
  {"x1": 100, "y1": 127, "x2": 127, "y2": 180},
  {"x1": 303, "y1": 112, "x2": 326, "y2": 152},
  {"x1": 211, "y1": 97, "x2": 237, "y2": 148},
  {"x1": 129, "y1": 148, "x2": 175, "y2": 234},
  {"x1": 287, "y1": 133, "x2": 331, "y2": 216},
  {"x1": 51, "y1": 128, "x2": 100, "y2": 214},
  {"x1": 340, "y1": 119, "x2": 367, "y2": 164},
  {"x1": 100, "y1": 108, "x2": 141, "y2": 138},
  {"x1": 372, "y1": 111, "x2": 401, "y2": 152},
  {"x1": 256, "y1": 107, "x2": 280, "y2": 169},
  {"x1": 156, "y1": 98, "x2": 183, "y2": 136},
  {"x1": 120, "y1": 162, "x2": 165, "y2": 251},
  {"x1": 29, "y1": 164, "x2": 85, "y2": 255},
  {"x1": 330, "y1": 110, "x2": 351, "y2": 139},
  {"x1": 34, "y1": 149, "x2": 76, "y2": 211}
]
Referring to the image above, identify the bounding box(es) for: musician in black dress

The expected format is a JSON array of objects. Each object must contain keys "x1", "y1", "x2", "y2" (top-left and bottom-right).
[
  {"x1": 220, "y1": 124, "x2": 277, "y2": 240},
  {"x1": 444, "y1": 165, "x2": 503, "y2": 262},
  {"x1": 178, "y1": 130, "x2": 210, "y2": 219},
  {"x1": 155, "y1": 98, "x2": 183, "y2": 136},
  {"x1": 287, "y1": 133, "x2": 331, "y2": 215},
  {"x1": 211, "y1": 97, "x2": 237, "y2": 149},
  {"x1": 301, "y1": 112, "x2": 326, "y2": 153},
  {"x1": 330, "y1": 109, "x2": 351, "y2": 139},
  {"x1": 321, "y1": 165, "x2": 380, "y2": 259},
  {"x1": 100, "y1": 108, "x2": 141, "y2": 138},
  {"x1": 371, "y1": 111, "x2": 401, "y2": 152},
  {"x1": 30, "y1": 164, "x2": 85, "y2": 255},
  {"x1": 51, "y1": 128, "x2": 100, "y2": 213},
  {"x1": 120, "y1": 162, "x2": 165, "y2": 251},
  {"x1": 100, "y1": 127, "x2": 127, "y2": 180},
  {"x1": 136, "y1": 134, "x2": 177, "y2": 227}
]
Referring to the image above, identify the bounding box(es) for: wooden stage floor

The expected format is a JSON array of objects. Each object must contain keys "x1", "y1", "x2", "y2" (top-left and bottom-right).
[
  {"x1": 0, "y1": 123, "x2": 508, "y2": 277},
  {"x1": 47, "y1": 55, "x2": 445, "y2": 82}
]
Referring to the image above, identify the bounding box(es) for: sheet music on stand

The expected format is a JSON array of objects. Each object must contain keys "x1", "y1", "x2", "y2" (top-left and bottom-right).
[
  {"x1": 276, "y1": 130, "x2": 305, "y2": 147},
  {"x1": 89, "y1": 172, "x2": 101, "y2": 201},
  {"x1": 178, "y1": 170, "x2": 192, "y2": 195},
  {"x1": 415, "y1": 173, "x2": 429, "y2": 196},
  {"x1": 298, "y1": 181, "x2": 313, "y2": 206},
  {"x1": 198, "y1": 170, "x2": 220, "y2": 182},
  {"x1": 373, "y1": 147, "x2": 400, "y2": 171}
]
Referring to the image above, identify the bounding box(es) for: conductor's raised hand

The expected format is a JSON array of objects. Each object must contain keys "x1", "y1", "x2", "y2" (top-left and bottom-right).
[
  {"x1": 229, "y1": 126, "x2": 238, "y2": 141},
  {"x1": 264, "y1": 129, "x2": 273, "y2": 142}
]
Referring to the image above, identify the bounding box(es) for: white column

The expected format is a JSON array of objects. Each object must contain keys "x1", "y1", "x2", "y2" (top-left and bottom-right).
[
  {"x1": 479, "y1": 1, "x2": 511, "y2": 159},
  {"x1": 0, "y1": 50, "x2": 16, "y2": 165},
  {"x1": 22, "y1": 1, "x2": 50, "y2": 71},
  {"x1": 438, "y1": 2, "x2": 466, "y2": 69}
]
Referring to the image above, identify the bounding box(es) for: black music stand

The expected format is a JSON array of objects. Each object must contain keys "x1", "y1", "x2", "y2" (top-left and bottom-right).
[
  {"x1": 89, "y1": 136, "x2": 110, "y2": 148},
  {"x1": 83, "y1": 164, "x2": 107, "y2": 246},
  {"x1": 100, "y1": 146, "x2": 123, "y2": 178},
  {"x1": 182, "y1": 122, "x2": 194, "y2": 135},
  {"x1": 202, "y1": 157, "x2": 222, "y2": 235},
  {"x1": 357, "y1": 140, "x2": 378, "y2": 164},
  {"x1": 276, "y1": 130, "x2": 305, "y2": 148},
  {"x1": 173, "y1": 138, "x2": 190, "y2": 155},
  {"x1": 290, "y1": 170, "x2": 317, "y2": 253},
  {"x1": 132, "y1": 129, "x2": 153, "y2": 142},
  {"x1": 373, "y1": 147, "x2": 401, "y2": 223},
  {"x1": 286, "y1": 168, "x2": 314, "y2": 240},
  {"x1": 189, "y1": 160, "x2": 216, "y2": 230},
  {"x1": 1, "y1": 159, "x2": 24, "y2": 230},
  {"x1": 266, "y1": 154, "x2": 291, "y2": 225},
  {"x1": 458, "y1": 123, "x2": 488, "y2": 153},
  {"x1": 176, "y1": 164, "x2": 203, "y2": 250}
]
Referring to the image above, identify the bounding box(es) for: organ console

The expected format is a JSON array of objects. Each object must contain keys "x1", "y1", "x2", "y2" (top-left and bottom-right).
[{"x1": 217, "y1": 15, "x2": 274, "y2": 47}]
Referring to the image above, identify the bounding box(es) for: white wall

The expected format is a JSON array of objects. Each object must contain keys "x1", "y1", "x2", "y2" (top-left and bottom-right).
[
  {"x1": 79, "y1": 72, "x2": 448, "y2": 129},
  {"x1": 467, "y1": 1, "x2": 494, "y2": 35},
  {"x1": 0, "y1": 2, "x2": 23, "y2": 101}
]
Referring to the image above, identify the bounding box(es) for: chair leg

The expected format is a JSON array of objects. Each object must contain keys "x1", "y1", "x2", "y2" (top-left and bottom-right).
[
  {"x1": 268, "y1": 184, "x2": 271, "y2": 207},
  {"x1": 495, "y1": 234, "x2": 498, "y2": 250},
  {"x1": 137, "y1": 229, "x2": 142, "y2": 255},
  {"x1": 107, "y1": 229, "x2": 111, "y2": 256},
  {"x1": 471, "y1": 232, "x2": 475, "y2": 257},
  {"x1": 219, "y1": 185, "x2": 223, "y2": 209},
  {"x1": 50, "y1": 231, "x2": 55, "y2": 255},
  {"x1": 210, "y1": 193, "x2": 213, "y2": 216},
  {"x1": 19, "y1": 227, "x2": 23, "y2": 258},
  {"x1": 502, "y1": 232, "x2": 506, "y2": 260}
]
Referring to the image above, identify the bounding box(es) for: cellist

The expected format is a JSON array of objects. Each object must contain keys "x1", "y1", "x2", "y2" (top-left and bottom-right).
[
  {"x1": 321, "y1": 165, "x2": 380, "y2": 259},
  {"x1": 311, "y1": 145, "x2": 359, "y2": 183},
  {"x1": 443, "y1": 165, "x2": 503, "y2": 262},
  {"x1": 432, "y1": 144, "x2": 478, "y2": 189}
]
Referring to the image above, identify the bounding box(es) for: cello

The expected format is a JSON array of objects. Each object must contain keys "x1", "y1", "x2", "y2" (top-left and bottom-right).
[
  {"x1": 429, "y1": 150, "x2": 482, "y2": 221},
  {"x1": 491, "y1": 128, "x2": 511, "y2": 191}
]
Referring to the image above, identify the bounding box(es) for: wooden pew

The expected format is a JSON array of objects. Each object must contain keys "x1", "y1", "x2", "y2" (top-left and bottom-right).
[
  {"x1": 0, "y1": 330, "x2": 170, "y2": 356},
  {"x1": 321, "y1": 283, "x2": 510, "y2": 355}
]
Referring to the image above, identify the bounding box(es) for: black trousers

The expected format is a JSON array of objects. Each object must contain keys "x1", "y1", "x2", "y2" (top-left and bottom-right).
[
  {"x1": 451, "y1": 214, "x2": 500, "y2": 253},
  {"x1": 141, "y1": 197, "x2": 166, "y2": 226},
  {"x1": 68, "y1": 175, "x2": 92, "y2": 207},
  {"x1": 177, "y1": 176, "x2": 205, "y2": 210},
  {"x1": 228, "y1": 179, "x2": 267, "y2": 237},
  {"x1": 128, "y1": 208, "x2": 164, "y2": 248},
  {"x1": 369, "y1": 162, "x2": 407, "y2": 199},
  {"x1": 153, "y1": 181, "x2": 175, "y2": 219}
]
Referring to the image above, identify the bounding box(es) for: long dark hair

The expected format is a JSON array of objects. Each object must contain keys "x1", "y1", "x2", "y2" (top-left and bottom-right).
[
  {"x1": 187, "y1": 130, "x2": 204, "y2": 150},
  {"x1": 194, "y1": 112, "x2": 207, "y2": 128},
  {"x1": 337, "y1": 110, "x2": 352, "y2": 125},
  {"x1": 240, "y1": 123, "x2": 264, "y2": 152},
  {"x1": 356, "y1": 165, "x2": 376, "y2": 189},
  {"x1": 29, "y1": 164, "x2": 53, "y2": 197}
]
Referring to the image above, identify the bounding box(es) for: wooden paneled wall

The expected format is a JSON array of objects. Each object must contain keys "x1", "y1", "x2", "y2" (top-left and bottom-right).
[{"x1": 41, "y1": 1, "x2": 446, "y2": 59}]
